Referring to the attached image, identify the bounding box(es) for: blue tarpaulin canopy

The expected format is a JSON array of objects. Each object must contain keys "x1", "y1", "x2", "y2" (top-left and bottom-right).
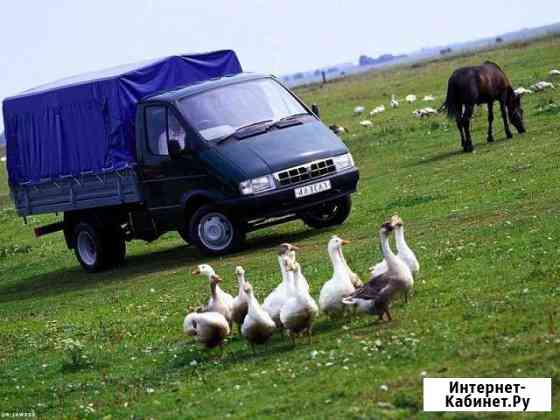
[{"x1": 2, "y1": 50, "x2": 242, "y2": 185}]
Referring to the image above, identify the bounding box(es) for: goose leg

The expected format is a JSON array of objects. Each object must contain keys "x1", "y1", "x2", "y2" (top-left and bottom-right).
[
  {"x1": 289, "y1": 332, "x2": 296, "y2": 347},
  {"x1": 404, "y1": 290, "x2": 409, "y2": 304},
  {"x1": 385, "y1": 308, "x2": 392, "y2": 322}
]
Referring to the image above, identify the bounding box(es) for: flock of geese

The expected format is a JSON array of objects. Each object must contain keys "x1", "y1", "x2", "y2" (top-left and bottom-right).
[{"x1": 183, "y1": 215, "x2": 419, "y2": 353}]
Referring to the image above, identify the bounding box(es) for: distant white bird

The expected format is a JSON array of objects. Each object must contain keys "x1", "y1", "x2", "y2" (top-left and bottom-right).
[
  {"x1": 549, "y1": 69, "x2": 560, "y2": 76},
  {"x1": 353, "y1": 106, "x2": 365, "y2": 114},
  {"x1": 390, "y1": 95, "x2": 399, "y2": 108},
  {"x1": 530, "y1": 81, "x2": 555, "y2": 92},
  {"x1": 369, "y1": 105, "x2": 385, "y2": 115},
  {"x1": 359, "y1": 120, "x2": 373, "y2": 127},
  {"x1": 406, "y1": 94, "x2": 417, "y2": 103},
  {"x1": 423, "y1": 95, "x2": 435, "y2": 102},
  {"x1": 514, "y1": 87, "x2": 533, "y2": 96},
  {"x1": 413, "y1": 107, "x2": 437, "y2": 118}
]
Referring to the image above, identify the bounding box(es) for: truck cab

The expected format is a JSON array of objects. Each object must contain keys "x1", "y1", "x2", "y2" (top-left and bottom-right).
[
  {"x1": 134, "y1": 73, "x2": 359, "y2": 256},
  {"x1": 5, "y1": 51, "x2": 358, "y2": 272}
]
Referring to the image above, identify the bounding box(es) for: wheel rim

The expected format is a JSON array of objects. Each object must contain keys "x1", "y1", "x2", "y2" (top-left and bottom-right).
[
  {"x1": 77, "y1": 231, "x2": 97, "y2": 266},
  {"x1": 198, "y1": 212, "x2": 234, "y2": 251}
]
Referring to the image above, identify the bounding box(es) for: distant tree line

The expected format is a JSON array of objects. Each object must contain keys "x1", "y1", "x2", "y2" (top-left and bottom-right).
[{"x1": 359, "y1": 53, "x2": 407, "y2": 66}]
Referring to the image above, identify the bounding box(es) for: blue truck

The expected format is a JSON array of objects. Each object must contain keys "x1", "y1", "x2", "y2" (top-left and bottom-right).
[{"x1": 3, "y1": 50, "x2": 359, "y2": 272}]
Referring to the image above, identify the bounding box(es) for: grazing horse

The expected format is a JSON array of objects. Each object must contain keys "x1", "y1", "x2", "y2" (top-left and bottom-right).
[{"x1": 441, "y1": 61, "x2": 525, "y2": 152}]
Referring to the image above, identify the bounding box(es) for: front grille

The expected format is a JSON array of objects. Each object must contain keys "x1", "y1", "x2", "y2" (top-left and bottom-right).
[{"x1": 274, "y1": 158, "x2": 336, "y2": 187}]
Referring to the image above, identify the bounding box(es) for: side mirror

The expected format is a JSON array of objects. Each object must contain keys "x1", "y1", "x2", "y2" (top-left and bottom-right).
[
  {"x1": 168, "y1": 139, "x2": 182, "y2": 159},
  {"x1": 311, "y1": 103, "x2": 320, "y2": 119}
]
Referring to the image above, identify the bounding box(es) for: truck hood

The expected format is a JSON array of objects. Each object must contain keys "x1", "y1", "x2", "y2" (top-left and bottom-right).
[{"x1": 215, "y1": 120, "x2": 348, "y2": 179}]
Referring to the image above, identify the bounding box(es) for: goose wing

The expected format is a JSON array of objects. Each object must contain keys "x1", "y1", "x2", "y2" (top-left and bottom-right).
[{"x1": 348, "y1": 273, "x2": 398, "y2": 300}]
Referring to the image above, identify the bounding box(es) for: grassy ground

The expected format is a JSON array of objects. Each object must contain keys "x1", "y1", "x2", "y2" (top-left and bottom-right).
[{"x1": 1, "y1": 36, "x2": 559, "y2": 419}]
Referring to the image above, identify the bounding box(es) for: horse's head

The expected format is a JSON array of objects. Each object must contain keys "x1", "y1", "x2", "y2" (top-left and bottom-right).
[{"x1": 507, "y1": 89, "x2": 526, "y2": 134}]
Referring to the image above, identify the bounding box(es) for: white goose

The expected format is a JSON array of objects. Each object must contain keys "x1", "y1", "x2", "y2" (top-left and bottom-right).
[
  {"x1": 370, "y1": 215, "x2": 419, "y2": 292},
  {"x1": 319, "y1": 236, "x2": 355, "y2": 316},
  {"x1": 390, "y1": 94, "x2": 399, "y2": 108},
  {"x1": 280, "y1": 257, "x2": 319, "y2": 344},
  {"x1": 406, "y1": 94, "x2": 417, "y2": 103},
  {"x1": 241, "y1": 281, "x2": 277, "y2": 351},
  {"x1": 262, "y1": 243, "x2": 298, "y2": 327},
  {"x1": 192, "y1": 264, "x2": 234, "y2": 323},
  {"x1": 288, "y1": 249, "x2": 310, "y2": 294},
  {"x1": 231, "y1": 266, "x2": 249, "y2": 332},
  {"x1": 183, "y1": 311, "x2": 230, "y2": 349},
  {"x1": 343, "y1": 221, "x2": 413, "y2": 320}
]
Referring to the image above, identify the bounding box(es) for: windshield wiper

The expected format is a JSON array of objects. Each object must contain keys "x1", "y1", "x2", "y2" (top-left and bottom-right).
[
  {"x1": 276, "y1": 112, "x2": 309, "y2": 122},
  {"x1": 215, "y1": 120, "x2": 273, "y2": 145}
]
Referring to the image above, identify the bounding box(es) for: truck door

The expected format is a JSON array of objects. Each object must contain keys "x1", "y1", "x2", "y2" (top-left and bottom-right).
[{"x1": 140, "y1": 105, "x2": 207, "y2": 231}]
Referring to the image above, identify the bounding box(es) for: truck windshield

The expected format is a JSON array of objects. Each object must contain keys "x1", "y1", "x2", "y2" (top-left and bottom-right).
[{"x1": 178, "y1": 78, "x2": 308, "y2": 142}]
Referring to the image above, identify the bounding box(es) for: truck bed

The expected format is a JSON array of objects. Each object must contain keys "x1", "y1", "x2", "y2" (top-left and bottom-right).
[{"x1": 11, "y1": 167, "x2": 142, "y2": 216}]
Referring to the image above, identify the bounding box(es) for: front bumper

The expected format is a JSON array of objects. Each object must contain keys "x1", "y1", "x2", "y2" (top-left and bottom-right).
[{"x1": 218, "y1": 168, "x2": 359, "y2": 222}]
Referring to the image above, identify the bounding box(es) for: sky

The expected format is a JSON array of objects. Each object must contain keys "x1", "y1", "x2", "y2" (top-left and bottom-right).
[{"x1": 1, "y1": 0, "x2": 558, "y2": 131}]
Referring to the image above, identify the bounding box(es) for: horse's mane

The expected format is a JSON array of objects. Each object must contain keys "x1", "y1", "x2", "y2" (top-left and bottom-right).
[{"x1": 483, "y1": 61, "x2": 504, "y2": 72}]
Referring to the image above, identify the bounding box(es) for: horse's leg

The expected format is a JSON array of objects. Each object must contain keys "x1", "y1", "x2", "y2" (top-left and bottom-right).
[
  {"x1": 499, "y1": 99, "x2": 513, "y2": 139},
  {"x1": 456, "y1": 105, "x2": 466, "y2": 149},
  {"x1": 462, "y1": 104, "x2": 474, "y2": 152},
  {"x1": 487, "y1": 101, "x2": 494, "y2": 142}
]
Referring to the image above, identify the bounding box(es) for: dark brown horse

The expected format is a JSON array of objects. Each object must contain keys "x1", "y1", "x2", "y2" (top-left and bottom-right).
[{"x1": 441, "y1": 61, "x2": 525, "y2": 152}]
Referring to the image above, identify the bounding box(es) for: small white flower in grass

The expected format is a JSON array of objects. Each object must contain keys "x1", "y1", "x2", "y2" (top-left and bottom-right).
[
  {"x1": 374, "y1": 339, "x2": 382, "y2": 347},
  {"x1": 325, "y1": 362, "x2": 334, "y2": 367},
  {"x1": 190, "y1": 360, "x2": 198, "y2": 366},
  {"x1": 234, "y1": 385, "x2": 240, "y2": 390},
  {"x1": 343, "y1": 366, "x2": 349, "y2": 370},
  {"x1": 523, "y1": 288, "x2": 528, "y2": 294},
  {"x1": 150, "y1": 288, "x2": 155, "y2": 293},
  {"x1": 380, "y1": 384, "x2": 388, "y2": 391},
  {"x1": 146, "y1": 387, "x2": 155, "y2": 394},
  {"x1": 42, "y1": 364, "x2": 48, "y2": 368},
  {"x1": 310, "y1": 350, "x2": 318, "y2": 359},
  {"x1": 420, "y1": 371, "x2": 428, "y2": 377}
]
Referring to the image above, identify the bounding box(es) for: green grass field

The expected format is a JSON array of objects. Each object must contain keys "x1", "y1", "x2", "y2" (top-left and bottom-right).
[{"x1": 1, "y1": 36, "x2": 559, "y2": 419}]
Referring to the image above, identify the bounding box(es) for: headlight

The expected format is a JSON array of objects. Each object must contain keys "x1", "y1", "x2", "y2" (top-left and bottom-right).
[
  {"x1": 239, "y1": 174, "x2": 276, "y2": 195},
  {"x1": 332, "y1": 153, "x2": 354, "y2": 171}
]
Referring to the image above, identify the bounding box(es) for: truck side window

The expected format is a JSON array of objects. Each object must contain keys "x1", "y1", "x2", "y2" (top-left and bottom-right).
[{"x1": 145, "y1": 106, "x2": 167, "y2": 156}]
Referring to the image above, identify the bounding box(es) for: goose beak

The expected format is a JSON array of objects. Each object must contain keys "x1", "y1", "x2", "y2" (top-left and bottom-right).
[
  {"x1": 211, "y1": 274, "x2": 222, "y2": 282},
  {"x1": 340, "y1": 239, "x2": 350, "y2": 245},
  {"x1": 288, "y1": 244, "x2": 299, "y2": 251},
  {"x1": 191, "y1": 268, "x2": 200, "y2": 275}
]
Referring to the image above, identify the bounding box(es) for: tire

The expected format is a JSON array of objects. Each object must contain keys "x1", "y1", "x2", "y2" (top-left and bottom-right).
[
  {"x1": 188, "y1": 205, "x2": 244, "y2": 256},
  {"x1": 73, "y1": 222, "x2": 108, "y2": 272},
  {"x1": 177, "y1": 227, "x2": 191, "y2": 245},
  {"x1": 301, "y1": 195, "x2": 352, "y2": 229}
]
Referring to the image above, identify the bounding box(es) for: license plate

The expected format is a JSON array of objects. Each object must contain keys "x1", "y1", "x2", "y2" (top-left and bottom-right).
[{"x1": 294, "y1": 180, "x2": 332, "y2": 198}]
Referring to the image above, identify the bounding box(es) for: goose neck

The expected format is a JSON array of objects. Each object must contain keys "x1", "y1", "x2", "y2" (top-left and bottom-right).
[
  {"x1": 237, "y1": 274, "x2": 245, "y2": 294},
  {"x1": 380, "y1": 232, "x2": 398, "y2": 265},
  {"x1": 394, "y1": 226, "x2": 407, "y2": 249}
]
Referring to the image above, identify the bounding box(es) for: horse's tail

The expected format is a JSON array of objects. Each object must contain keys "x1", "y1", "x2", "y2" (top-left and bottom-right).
[{"x1": 440, "y1": 79, "x2": 460, "y2": 120}]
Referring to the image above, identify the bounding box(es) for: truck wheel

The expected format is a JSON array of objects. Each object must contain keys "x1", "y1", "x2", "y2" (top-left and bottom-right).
[
  {"x1": 189, "y1": 205, "x2": 244, "y2": 256},
  {"x1": 177, "y1": 228, "x2": 191, "y2": 245},
  {"x1": 301, "y1": 195, "x2": 352, "y2": 229},
  {"x1": 74, "y1": 222, "x2": 108, "y2": 272}
]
